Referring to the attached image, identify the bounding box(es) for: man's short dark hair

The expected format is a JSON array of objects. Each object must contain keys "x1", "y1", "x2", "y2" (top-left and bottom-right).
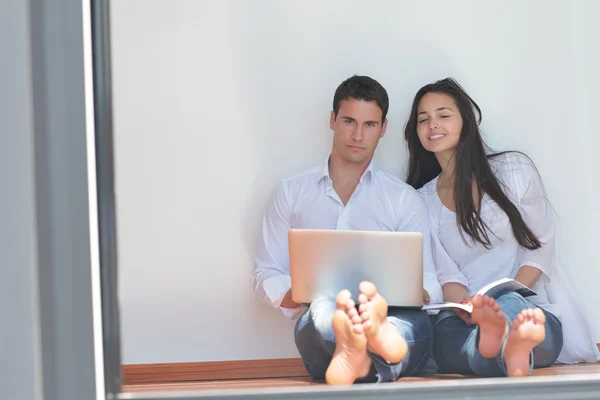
[{"x1": 332, "y1": 75, "x2": 389, "y2": 123}]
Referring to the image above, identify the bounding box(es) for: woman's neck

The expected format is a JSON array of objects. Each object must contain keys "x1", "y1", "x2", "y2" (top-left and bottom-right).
[{"x1": 436, "y1": 150, "x2": 456, "y2": 188}]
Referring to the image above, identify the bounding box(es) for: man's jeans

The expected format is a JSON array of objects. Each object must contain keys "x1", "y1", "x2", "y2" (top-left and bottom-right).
[
  {"x1": 294, "y1": 296, "x2": 433, "y2": 382},
  {"x1": 433, "y1": 292, "x2": 563, "y2": 376}
]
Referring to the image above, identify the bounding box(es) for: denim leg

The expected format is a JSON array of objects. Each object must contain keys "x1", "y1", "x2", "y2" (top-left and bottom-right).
[
  {"x1": 433, "y1": 310, "x2": 477, "y2": 374},
  {"x1": 434, "y1": 292, "x2": 563, "y2": 377},
  {"x1": 294, "y1": 299, "x2": 433, "y2": 382},
  {"x1": 493, "y1": 293, "x2": 563, "y2": 370},
  {"x1": 294, "y1": 297, "x2": 338, "y2": 380},
  {"x1": 532, "y1": 310, "x2": 563, "y2": 367},
  {"x1": 370, "y1": 308, "x2": 434, "y2": 382}
]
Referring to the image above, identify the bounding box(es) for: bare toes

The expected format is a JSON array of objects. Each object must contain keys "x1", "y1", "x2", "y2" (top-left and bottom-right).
[
  {"x1": 360, "y1": 311, "x2": 370, "y2": 323},
  {"x1": 335, "y1": 290, "x2": 352, "y2": 307},
  {"x1": 473, "y1": 295, "x2": 506, "y2": 359},
  {"x1": 516, "y1": 313, "x2": 525, "y2": 323},
  {"x1": 534, "y1": 308, "x2": 546, "y2": 322},
  {"x1": 348, "y1": 307, "x2": 358, "y2": 318},
  {"x1": 345, "y1": 300, "x2": 355, "y2": 311},
  {"x1": 359, "y1": 281, "x2": 378, "y2": 300},
  {"x1": 358, "y1": 293, "x2": 368, "y2": 305},
  {"x1": 352, "y1": 323, "x2": 364, "y2": 335}
]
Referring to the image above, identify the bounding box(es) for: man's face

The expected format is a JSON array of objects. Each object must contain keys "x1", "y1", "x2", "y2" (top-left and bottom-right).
[{"x1": 330, "y1": 98, "x2": 387, "y2": 165}]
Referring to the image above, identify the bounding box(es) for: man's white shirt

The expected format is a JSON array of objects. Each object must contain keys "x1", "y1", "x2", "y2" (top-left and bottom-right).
[{"x1": 253, "y1": 157, "x2": 443, "y2": 319}]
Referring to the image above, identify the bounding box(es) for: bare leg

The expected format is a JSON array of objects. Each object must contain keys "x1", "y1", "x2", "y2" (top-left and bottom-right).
[
  {"x1": 357, "y1": 281, "x2": 408, "y2": 364},
  {"x1": 325, "y1": 290, "x2": 371, "y2": 385},
  {"x1": 503, "y1": 308, "x2": 546, "y2": 377},
  {"x1": 471, "y1": 295, "x2": 508, "y2": 358}
]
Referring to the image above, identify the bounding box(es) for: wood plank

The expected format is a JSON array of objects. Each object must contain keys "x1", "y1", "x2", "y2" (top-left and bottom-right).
[
  {"x1": 122, "y1": 358, "x2": 309, "y2": 385},
  {"x1": 124, "y1": 377, "x2": 316, "y2": 392},
  {"x1": 122, "y1": 361, "x2": 600, "y2": 393}
]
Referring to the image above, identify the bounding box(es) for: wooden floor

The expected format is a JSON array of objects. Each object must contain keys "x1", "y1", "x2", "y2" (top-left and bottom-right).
[{"x1": 123, "y1": 362, "x2": 600, "y2": 393}]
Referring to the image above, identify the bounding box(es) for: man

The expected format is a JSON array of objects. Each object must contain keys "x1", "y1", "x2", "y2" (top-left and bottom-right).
[{"x1": 253, "y1": 75, "x2": 442, "y2": 385}]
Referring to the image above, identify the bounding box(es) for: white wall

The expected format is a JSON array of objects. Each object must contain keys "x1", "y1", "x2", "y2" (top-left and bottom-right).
[{"x1": 111, "y1": 0, "x2": 600, "y2": 364}]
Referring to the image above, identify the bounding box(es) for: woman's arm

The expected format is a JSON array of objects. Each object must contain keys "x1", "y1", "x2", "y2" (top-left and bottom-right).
[
  {"x1": 442, "y1": 282, "x2": 470, "y2": 303},
  {"x1": 511, "y1": 154, "x2": 556, "y2": 288},
  {"x1": 514, "y1": 265, "x2": 543, "y2": 288}
]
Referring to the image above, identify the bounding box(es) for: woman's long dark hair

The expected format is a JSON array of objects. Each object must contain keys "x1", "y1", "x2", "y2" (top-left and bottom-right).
[{"x1": 404, "y1": 78, "x2": 541, "y2": 250}]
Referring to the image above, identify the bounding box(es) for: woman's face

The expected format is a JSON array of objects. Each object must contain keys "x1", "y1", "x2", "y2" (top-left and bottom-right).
[{"x1": 416, "y1": 92, "x2": 463, "y2": 155}]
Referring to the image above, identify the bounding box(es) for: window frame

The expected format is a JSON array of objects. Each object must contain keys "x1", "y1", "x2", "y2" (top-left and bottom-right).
[{"x1": 25, "y1": 0, "x2": 600, "y2": 399}]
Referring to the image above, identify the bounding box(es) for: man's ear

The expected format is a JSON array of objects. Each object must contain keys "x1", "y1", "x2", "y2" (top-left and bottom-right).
[
  {"x1": 380, "y1": 118, "x2": 388, "y2": 137},
  {"x1": 329, "y1": 110, "x2": 336, "y2": 130}
]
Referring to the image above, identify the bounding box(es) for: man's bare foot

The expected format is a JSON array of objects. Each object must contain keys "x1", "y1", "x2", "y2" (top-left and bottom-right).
[
  {"x1": 471, "y1": 295, "x2": 507, "y2": 358},
  {"x1": 503, "y1": 308, "x2": 546, "y2": 377},
  {"x1": 357, "y1": 281, "x2": 407, "y2": 364},
  {"x1": 325, "y1": 290, "x2": 371, "y2": 385}
]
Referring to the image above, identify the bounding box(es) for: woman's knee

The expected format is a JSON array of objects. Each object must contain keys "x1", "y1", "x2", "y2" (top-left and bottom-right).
[
  {"x1": 496, "y1": 291, "x2": 526, "y2": 304},
  {"x1": 495, "y1": 292, "x2": 532, "y2": 319}
]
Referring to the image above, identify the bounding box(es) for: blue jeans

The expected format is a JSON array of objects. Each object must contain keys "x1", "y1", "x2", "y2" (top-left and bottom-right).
[
  {"x1": 433, "y1": 292, "x2": 563, "y2": 376},
  {"x1": 294, "y1": 297, "x2": 433, "y2": 382}
]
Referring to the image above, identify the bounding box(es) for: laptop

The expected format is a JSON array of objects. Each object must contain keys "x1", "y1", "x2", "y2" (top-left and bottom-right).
[{"x1": 288, "y1": 229, "x2": 423, "y2": 307}]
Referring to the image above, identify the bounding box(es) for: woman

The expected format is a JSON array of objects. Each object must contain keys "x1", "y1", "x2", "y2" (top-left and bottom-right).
[{"x1": 404, "y1": 77, "x2": 599, "y2": 377}]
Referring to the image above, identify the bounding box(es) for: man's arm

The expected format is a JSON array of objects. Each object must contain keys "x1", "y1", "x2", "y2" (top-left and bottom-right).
[{"x1": 253, "y1": 182, "x2": 303, "y2": 319}]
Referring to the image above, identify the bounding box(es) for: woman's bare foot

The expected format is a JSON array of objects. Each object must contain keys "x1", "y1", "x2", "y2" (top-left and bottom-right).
[
  {"x1": 471, "y1": 295, "x2": 508, "y2": 358},
  {"x1": 325, "y1": 289, "x2": 371, "y2": 385},
  {"x1": 503, "y1": 308, "x2": 546, "y2": 377},
  {"x1": 357, "y1": 281, "x2": 408, "y2": 364}
]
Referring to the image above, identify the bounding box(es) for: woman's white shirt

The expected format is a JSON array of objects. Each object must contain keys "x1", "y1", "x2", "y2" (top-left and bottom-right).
[{"x1": 418, "y1": 152, "x2": 599, "y2": 364}]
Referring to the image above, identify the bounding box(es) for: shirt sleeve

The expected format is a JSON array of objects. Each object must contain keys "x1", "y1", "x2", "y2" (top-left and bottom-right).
[
  {"x1": 253, "y1": 181, "x2": 304, "y2": 319},
  {"x1": 398, "y1": 191, "x2": 443, "y2": 304},
  {"x1": 417, "y1": 190, "x2": 470, "y2": 290},
  {"x1": 507, "y1": 154, "x2": 556, "y2": 277},
  {"x1": 429, "y1": 221, "x2": 470, "y2": 289}
]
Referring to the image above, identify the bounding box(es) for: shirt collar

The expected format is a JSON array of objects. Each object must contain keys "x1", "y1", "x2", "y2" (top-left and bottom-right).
[{"x1": 317, "y1": 155, "x2": 376, "y2": 186}]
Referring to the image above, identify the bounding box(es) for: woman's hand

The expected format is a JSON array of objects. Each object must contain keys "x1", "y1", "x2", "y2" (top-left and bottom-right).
[{"x1": 454, "y1": 300, "x2": 475, "y2": 325}]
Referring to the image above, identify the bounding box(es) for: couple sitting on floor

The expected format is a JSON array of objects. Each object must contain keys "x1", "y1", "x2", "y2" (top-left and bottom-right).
[{"x1": 252, "y1": 75, "x2": 600, "y2": 385}]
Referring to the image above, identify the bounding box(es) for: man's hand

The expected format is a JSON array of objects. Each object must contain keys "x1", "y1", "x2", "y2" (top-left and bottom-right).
[
  {"x1": 281, "y1": 289, "x2": 301, "y2": 309},
  {"x1": 422, "y1": 288, "x2": 431, "y2": 305}
]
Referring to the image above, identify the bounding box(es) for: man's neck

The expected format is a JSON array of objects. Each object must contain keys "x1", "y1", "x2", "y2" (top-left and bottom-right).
[{"x1": 328, "y1": 153, "x2": 371, "y2": 188}]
